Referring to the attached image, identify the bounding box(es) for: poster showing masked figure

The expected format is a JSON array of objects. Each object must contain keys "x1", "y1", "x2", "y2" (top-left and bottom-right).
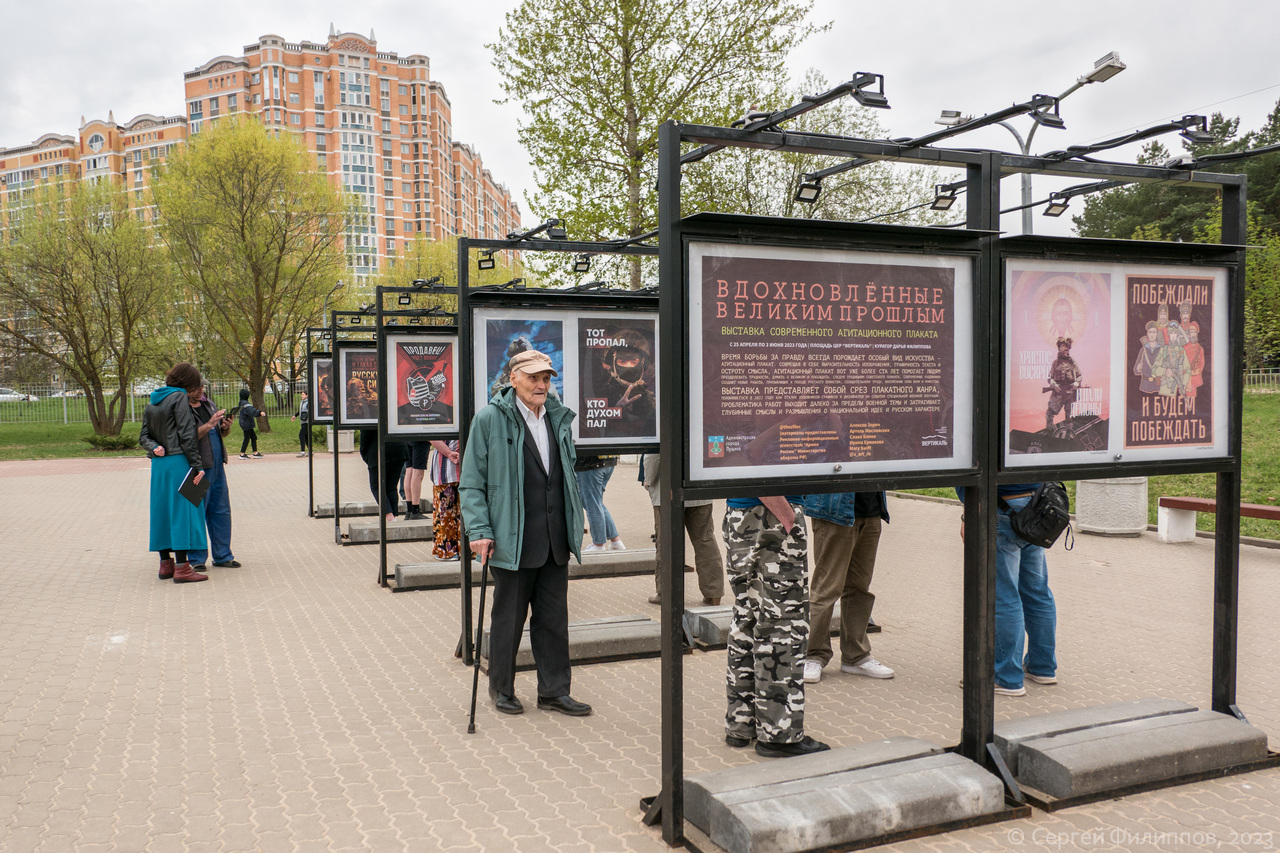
[
  {"x1": 1006, "y1": 269, "x2": 1111, "y2": 456},
  {"x1": 385, "y1": 334, "x2": 458, "y2": 435},
  {"x1": 576, "y1": 316, "x2": 658, "y2": 445}
]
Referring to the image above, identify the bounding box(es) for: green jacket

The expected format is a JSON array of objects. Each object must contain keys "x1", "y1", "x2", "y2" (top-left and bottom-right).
[{"x1": 459, "y1": 387, "x2": 584, "y2": 571}]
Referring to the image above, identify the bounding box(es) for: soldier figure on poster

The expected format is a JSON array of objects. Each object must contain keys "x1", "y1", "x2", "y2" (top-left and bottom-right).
[
  {"x1": 1133, "y1": 322, "x2": 1162, "y2": 393},
  {"x1": 1044, "y1": 337, "x2": 1082, "y2": 431}
]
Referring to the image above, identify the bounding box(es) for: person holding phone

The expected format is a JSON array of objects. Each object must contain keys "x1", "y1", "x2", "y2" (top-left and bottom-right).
[
  {"x1": 138, "y1": 363, "x2": 209, "y2": 584},
  {"x1": 188, "y1": 386, "x2": 240, "y2": 572}
]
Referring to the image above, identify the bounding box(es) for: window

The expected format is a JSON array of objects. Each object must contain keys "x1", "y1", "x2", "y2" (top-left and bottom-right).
[
  {"x1": 188, "y1": 101, "x2": 202, "y2": 117},
  {"x1": 228, "y1": 94, "x2": 238, "y2": 110},
  {"x1": 380, "y1": 80, "x2": 390, "y2": 92},
  {"x1": 338, "y1": 55, "x2": 345, "y2": 66},
  {"x1": 400, "y1": 143, "x2": 411, "y2": 155},
  {"x1": 382, "y1": 119, "x2": 391, "y2": 133},
  {"x1": 315, "y1": 113, "x2": 326, "y2": 128},
  {"x1": 87, "y1": 133, "x2": 105, "y2": 152},
  {"x1": 254, "y1": 93, "x2": 262, "y2": 104},
  {"x1": 402, "y1": 182, "x2": 411, "y2": 193},
  {"x1": 386, "y1": 239, "x2": 395, "y2": 253},
  {"x1": 403, "y1": 202, "x2": 412, "y2": 212},
  {"x1": 288, "y1": 71, "x2": 299, "y2": 83},
  {"x1": 318, "y1": 153, "x2": 326, "y2": 169},
  {"x1": 382, "y1": 139, "x2": 392, "y2": 153},
  {"x1": 252, "y1": 72, "x2": 261, "y2": 84},
  {"x1": 381, "y1": 98, "x2": 390, "y2": 112},
  {"x1": 401, "y1": 163, "x2": 410, "y2": 174},
  {"x1": 399, "y1": 104, "x2": 408, "y2": 115},
  {"x1": 290, "y1": 113, "x2": 301, "y2": 125},
  {"x1": 398, "y1": 85, "x2": 408, "y2": 96},
  {"x1": 385, "y1": 198, "x2": 394, "y2": 211}
]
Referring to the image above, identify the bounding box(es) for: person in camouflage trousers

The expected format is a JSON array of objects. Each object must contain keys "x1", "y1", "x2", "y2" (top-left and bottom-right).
[{"x1": 722, "y1": 496, "x2": 830, "y2": 758}]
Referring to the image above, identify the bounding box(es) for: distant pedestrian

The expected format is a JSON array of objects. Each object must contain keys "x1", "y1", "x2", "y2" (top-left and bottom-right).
[
  {"x1": 404, "y1": 441, "x2": 430, "y2": 519},
  {"x1": 428, "y1": 439, "x2": 461, "y2": 560},
  {"x1": 575, "y1": 454, "x2": 625, "y2": 551},
  {"x1": 359, "y1": 429, "x2": 409, "y2": 521},
  {"x1": 291, "y1": 390, "x2": 311, "y2": 456},
  {"x1": 138, "y1": 362, "x2": 209, "y2": 584},
  {"x1": 237, "y1": 389, "x2": 264, "y2": 458},
  {"x1": 640, "y1": 453, "x2": 724, "y2": 607}
]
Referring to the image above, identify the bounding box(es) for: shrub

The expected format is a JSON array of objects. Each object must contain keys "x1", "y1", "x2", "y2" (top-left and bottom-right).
[{"x1": 84, "y1": 433, "x2": 142, "y2": 452}]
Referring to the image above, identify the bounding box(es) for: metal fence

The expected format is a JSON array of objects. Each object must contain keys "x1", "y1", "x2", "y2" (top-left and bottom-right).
[
  {"x1": 1244, "y1": 368, "x2": 1280, "y2": 392},
  {"x1": 0, "y1": 378, "x2": 305, "y2": 425}
]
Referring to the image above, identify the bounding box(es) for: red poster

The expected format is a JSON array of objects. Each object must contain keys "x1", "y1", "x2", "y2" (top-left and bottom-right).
[
  {"x1": 390, "y1": 337, "x2": 455, "y2": 432},
  {"x1": 1124, "y1": 275, "x2": 1213, "y2": 448},
  {"x1": 698, "y1": 253, "x2": 956, "y2": 469},
  {"x1": 1007, "y1": 269, "x2": 1110, "y2": 454}
]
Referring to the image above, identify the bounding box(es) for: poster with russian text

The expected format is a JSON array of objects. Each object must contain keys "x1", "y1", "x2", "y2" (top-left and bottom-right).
[
  {"x1": 1003, "y1": 258, "x2": 1229, "y2": 467},
  {"x1": 576, "y1": 316, "x2": 659, "y2": 445},
  {"x1": 688, "y1": 241, "x2": 974, "y2": 481},
  {"x1": 310, "y1": 356, "x2": 334, "y2": 424},
  {"x1": 1006, "y1": 269, "x2": 1111, "y2": 455},
  {"x1": 1125, "y1": 274, "x2": 1214, "y2": 449},
  {"x1": 385, "y1": 334, "x2": 458, "y2": 435},
  {"x1": 337, "y1": 346, "x2": 379, "y2": 426}
]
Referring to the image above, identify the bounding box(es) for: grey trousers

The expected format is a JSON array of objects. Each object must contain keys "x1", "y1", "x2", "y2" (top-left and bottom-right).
[{"x1": 807, "y1": 516, "x2": 882, "y2": 667}]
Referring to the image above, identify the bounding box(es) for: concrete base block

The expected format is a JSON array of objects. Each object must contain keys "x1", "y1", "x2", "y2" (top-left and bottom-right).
[
  {"x1": 345, "y1": 518, "x2": 433, "y2": 544},
  {"x1": 994, "y1": 698, "x2": 1196, "y2": 775},
  {"x1": 686, "y1": 602, "x2": 845, "y2": 648},
  {"x1": 1158, "y1": 504, "x2": 1198, "y2": 543},
  {"x1": 393, "y1": 548, "x2": 657, "y2": 590},
  {"x1": 481, "y1": 614, "x2": 660, "y2": 669},
  {"x1": 686, "y1": 739, "x2": 1002, "y2": 853},
  {"x1": 1076, "y1": 477, "x2": 1148, "y2": 536},
  {"x1": 316, "y1": 500, "x2": 411, "y2": 518},
  {"x1": 1017, "y1": 709, "x2": 1269, "y2": 799}
]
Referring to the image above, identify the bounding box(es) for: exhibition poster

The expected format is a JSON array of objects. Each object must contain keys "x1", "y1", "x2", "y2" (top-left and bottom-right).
[
  {"x1": 688, "y1": 241, "x2": 974, "y2": 480},
  {"x1": 310, "y1": 357, "x2": 334, "y2": 423},
  {"x1": 338, "y1": 347, "x2": 379, "y2": 426},
  {"x1": 386, "y1": 334, "x2": 458, "y2": 435}
]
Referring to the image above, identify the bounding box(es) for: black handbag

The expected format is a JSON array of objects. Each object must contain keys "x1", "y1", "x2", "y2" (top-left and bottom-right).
[{"x1": 1000, "y1": 482, "x2": 1074, "y2": 550}]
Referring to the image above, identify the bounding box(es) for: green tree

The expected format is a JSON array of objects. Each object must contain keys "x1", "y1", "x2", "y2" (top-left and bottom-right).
[
  {"x1": 152, "y1": 116, "x2": 353, "y2": 428},
  {"x1": 491, "y1": 0, "x2": 825, "y2": 288},
  {"x1": 1195, "y1": 202, "x2": 1280, "y2": 368},
  {"x1": 0, "y1": 179, "x2": 173, "y2": 435}
]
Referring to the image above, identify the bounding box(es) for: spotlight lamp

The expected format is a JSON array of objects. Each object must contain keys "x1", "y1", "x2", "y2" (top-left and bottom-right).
[
  {"x1": 477, "y1": 250, "x2": 497, "y2": 271},
  {"x1": 850, "y1": 72, "x2": 890, "y2": 109},
  {"x1": 321, "y1": 330, "x2": 331, "y2": 339},
  {"x1": 411, "y1": 276, "x2": 443, "y2": 289},
  {"x1": 930, "y1": 184, "x2": 959, "y2": 211},
  {"x1": 397, "y1": 293, "x2": 412, "y2": 306},
  {"x1": 546, "y1": 218, "x2": 568, "y2": 240},
  {"x1": 349, "y1": 315, "x2": 362, "y2": 325},
  {"x1": 794, "y1": 176, "x2": 823, "y2": 204},
  {"x1": 1175, "y1": 115, "x2": 1215, "y2": 146},
  {"x1": 573, "y1": 254, "x2": 592, "y2": 273},
  {"x1": 409, "y1": 316, "x2": 422, "y2": 325},
  {"x1": 1080, "y1": 51, "x2": 1126, "y2": 84},
  {"x1": 935, "y1": 110, "x2": 972, "y2": 127},
  {"x1": 1029, "y1": 95, "x2": 1066, "y2": 130},
  {"x1": 1043, "y1": 194, "x2": 1070, "y2": 217}
]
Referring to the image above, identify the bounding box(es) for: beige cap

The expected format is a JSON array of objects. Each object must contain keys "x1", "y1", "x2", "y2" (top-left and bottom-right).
[{"x1": 508, "y1": 349, "x2": 558, "y2": 377}]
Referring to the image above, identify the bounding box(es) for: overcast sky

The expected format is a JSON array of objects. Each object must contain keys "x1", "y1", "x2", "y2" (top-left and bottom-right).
[{"x1": 2, "y1": 0, "x2": 1277, "y2": 237}]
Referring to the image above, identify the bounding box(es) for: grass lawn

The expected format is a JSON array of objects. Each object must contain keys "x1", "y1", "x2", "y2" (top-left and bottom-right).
[{"x1": 0, "y1": 419, "x2": 325, "y2": 462}]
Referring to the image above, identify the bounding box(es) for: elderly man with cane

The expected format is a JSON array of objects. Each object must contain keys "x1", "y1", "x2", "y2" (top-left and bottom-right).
[{"x1": 460, "y1": 349, "x2": 591, "y2": 718}]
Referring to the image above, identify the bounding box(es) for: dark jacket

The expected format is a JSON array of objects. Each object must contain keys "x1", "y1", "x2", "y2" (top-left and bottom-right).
[
  {"x1": 138, "y1": 387, "x2": 202, "y2": 469},
  {"x1": 193, "y1": 398, "x2": 231, "y2": 467},
  {"x1": 459, "y1": 386, "x2": 584, "y2": 571},
  {"x1": 237, "y1": 402, "x2": 263, "y2": 430},
  {"x1": 803, "y1": 491, "x2": 890, "y2": 526}
]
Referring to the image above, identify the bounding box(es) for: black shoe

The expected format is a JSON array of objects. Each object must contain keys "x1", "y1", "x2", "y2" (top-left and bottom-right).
[
  {"x1": 406, "y1": 511, "x2": 426, "y2": 521},
  {"x1": 213, "y1": 560, "x2": 242, "y2": 568},
  {"x1": 489, "y1": 688, "x2": 524, "y2": 715},
  {"x1": 536, "y1": 695, "x2": 592, "y2": 716},
  {"x1": 725, "y1": 734, "x2": 753, "y2": 748},
  {"x1": 754, "y1": 736, "x2": 830, "y2": 758},
  {"x1": 189, "y1": 563, "x2": 208, "y2": 573}
]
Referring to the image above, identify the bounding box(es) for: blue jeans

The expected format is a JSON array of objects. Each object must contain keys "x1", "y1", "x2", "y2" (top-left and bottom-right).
[
  {"x1": 575, "y1": 466, "x2": 617, "y2": 545},
  {"x1": 995, "y1": 496, "x2": 1057, "y2": 689},
  {"x1": 188, "y1": 454, "x2": 233, "y2": 565}
]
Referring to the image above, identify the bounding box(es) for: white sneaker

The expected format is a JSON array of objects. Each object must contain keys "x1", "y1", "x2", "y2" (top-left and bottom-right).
[
  {"x1": 583, "y1": 543, "x2": 606, "y2": 552},
  {"x1": 1026, "y1": 673, "x2": 1057, "y2": 685},
  {"x1": 608, "y1": 538, "x2": 626, "y2": 550},
  {"x1": 994, "y1": 685, "x2": 1027, "y2": 697},
  {"x1": 802, "y1": 660, "x2": 823, "y2": 683},
  {"x1": 840, "y1": 658, "x2": 895, "y2": 679}
]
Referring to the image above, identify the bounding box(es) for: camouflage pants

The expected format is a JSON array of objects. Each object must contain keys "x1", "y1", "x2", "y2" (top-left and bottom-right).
[{"x1": 722, "y1": 504, "x2": 809, "y2": 744}]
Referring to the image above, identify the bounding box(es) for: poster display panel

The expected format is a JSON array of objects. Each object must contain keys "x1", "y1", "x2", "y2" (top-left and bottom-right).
[
  {"x1": 687, "y1": 241, "x2": 974, "y2": 481},
  {"x1": 309, "y1": 355, "x2": 334, "y2": 424},
  {"x1": 472, "y1": 307, "x2": 659, "y2": 446},
  {"x1": 385, "y1": 334, "x2": 459, "y2": 435},
  {"x1": 1003, "y1": 258, "x2": 1228, "y2": 466},
  {"x1": 336, "y1": 345, "x2": 379, "y2": 427}
]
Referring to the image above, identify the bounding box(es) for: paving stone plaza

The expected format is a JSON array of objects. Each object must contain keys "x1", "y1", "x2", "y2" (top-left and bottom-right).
[{"x1": 2, "y1": 453, "x2": 1279, "y2": 852}]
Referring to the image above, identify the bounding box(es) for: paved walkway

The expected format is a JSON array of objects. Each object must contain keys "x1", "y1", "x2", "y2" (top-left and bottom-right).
[{"x1": 1, "y1": 452, "x2": 1279, "y2": 852}]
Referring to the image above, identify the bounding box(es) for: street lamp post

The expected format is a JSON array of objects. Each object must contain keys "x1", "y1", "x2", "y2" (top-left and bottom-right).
[{"x1": 939, "y1": 52, "x2": 1125, "y2": 234}]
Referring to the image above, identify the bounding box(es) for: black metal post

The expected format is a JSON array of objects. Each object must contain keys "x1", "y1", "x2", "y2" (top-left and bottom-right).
[
  {"x1": 333, "y1": 312, "x2": 345, "y2": 546},
  {"x1": 1213, "y1": 178, "x2": 1247, "y2": 714},
  {"x1": 656, "y1": 119, "x2": 686, "y2": 847},
  {"x1": 960, "y1": 154, "x2": 1000, "y2": 764},
  {"x1": 458, "y1": 237, "x2": 475, "y2": 665},
  {"x1": 376, "y1": 291, "x2": 390, "y2": 587}
]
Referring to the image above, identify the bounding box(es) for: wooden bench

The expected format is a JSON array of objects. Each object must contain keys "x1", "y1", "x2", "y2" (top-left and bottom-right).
[{"x1": 1157, "y1": 496, "x2": 1280, "y2": 543}]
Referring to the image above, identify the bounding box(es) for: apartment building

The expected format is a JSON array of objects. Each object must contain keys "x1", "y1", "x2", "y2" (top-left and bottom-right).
[{"x1": 0, "y1": 27, "x2": 522, "y2": 282}]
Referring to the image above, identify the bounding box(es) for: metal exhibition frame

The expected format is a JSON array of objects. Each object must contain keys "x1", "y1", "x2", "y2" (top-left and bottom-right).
[
  {"x1": 328, "y1": 311, "x2": 377, "y2": 545},
  {"x1": 373, "y1": 284, "x2": 459, "y2": 587},
  {"x1": 454, "y1": 235, "x2": 659, "y2": 665},
  {"x1": 303, "y1": 326, "x2": 331, "y2": 518},
  {"x1": 651, "y1": 119, "x2": 1256, "y2": 847}
]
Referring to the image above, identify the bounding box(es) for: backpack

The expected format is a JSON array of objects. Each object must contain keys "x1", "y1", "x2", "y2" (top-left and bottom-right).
[
  {"x1": 238, "y1": 404, "x2": 259, "y2": 430},
  {"x1": 1000, "y1": 482, "x2": 1074, "y2": 550}
]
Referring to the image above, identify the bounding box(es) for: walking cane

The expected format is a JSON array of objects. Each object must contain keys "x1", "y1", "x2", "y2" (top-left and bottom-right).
[{"x1": 467, "y1": 550, "x2": 490, "y2": 734}]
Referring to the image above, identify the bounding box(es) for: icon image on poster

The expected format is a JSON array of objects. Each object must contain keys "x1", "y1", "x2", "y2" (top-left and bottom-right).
[{"x1": 708, "y1": 436, "x2": 725, "y2": 458}]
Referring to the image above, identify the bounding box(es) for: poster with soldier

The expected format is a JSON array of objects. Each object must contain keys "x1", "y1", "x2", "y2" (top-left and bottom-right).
[
  {"x1": 309, "y1": 356, "x2": 334, "y2": 424},
  {"x1": 473, "y1": 308, "x2": 566, "y2": 407},
  {"x1": 1006, "y1": 268, "x2": 1111, "y2": 456},
  {"x1": 385, "y1": 334, "x2": 458, "y2": 435},
  {"x1": 1125, "y1": 274, "x2": 1214, "y2": 449},
  {"x1": 576, "y1": 316, "x2": 658, "y2": 444},
  {"x1": 337, "y1": 345, "x2": 379, "y2": 426}
]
